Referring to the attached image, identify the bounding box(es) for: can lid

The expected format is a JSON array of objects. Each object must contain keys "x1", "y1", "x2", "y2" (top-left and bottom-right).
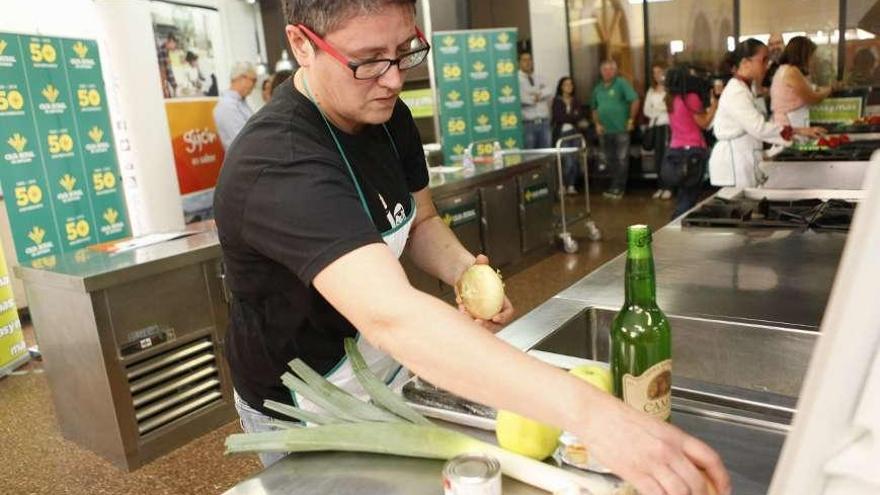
[{"x1": 445, "y1": 454, "x2": 500, "y2": 483}]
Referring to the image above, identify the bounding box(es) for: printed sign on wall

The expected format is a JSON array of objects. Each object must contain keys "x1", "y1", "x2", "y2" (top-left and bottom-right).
[
  {"x1": 432, "y1": 28, "x2": 523, "y2": 162},
  {"x1": 809, "y1": 97, "x2": 864, "y2": 124},
  {"x1": 164, "y1": 98, "x2": 224, "y2": 222},
  {"x1": 0, "y1": 241, "x2": 26, "y2": 376},
  {"x1": 150, "y1": 1, "x2": 225, "y2": 223},
  {"x1": 0, "y1": 32, "x2": 130, "y2": 268}
]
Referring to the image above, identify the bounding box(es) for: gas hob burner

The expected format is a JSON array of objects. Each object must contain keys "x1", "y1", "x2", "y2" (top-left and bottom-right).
[{"x1": 683, "y1": 198, "x2": 855, "y2": 232}]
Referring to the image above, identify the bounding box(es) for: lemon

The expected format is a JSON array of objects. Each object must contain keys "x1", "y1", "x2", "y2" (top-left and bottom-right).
[{"x1": 495, "y1": 410, "x2": 562, "y2": 460}]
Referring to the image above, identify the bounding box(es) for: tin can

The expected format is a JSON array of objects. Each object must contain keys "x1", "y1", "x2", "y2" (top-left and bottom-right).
[{"x1": 442, "y1": 453, "x2": 502, "y2": 495}]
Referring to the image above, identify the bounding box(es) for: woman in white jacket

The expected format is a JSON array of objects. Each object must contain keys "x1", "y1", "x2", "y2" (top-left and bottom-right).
[{"x1": 709, "y1": 39, "x2": 824, "y2": 188}]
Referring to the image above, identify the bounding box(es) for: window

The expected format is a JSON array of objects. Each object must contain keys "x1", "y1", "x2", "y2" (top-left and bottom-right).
[
  {"x1": 567, "y1": 0, "x2": 646, "y2": 103},
  {"x1": 647, "y1": 0, "x2": 734, "y2": 75},
  {"x1": 844, "y1": 0, "x2": 880, "y2": 87},
  {"x1": 740, "y1": 0, "x2": 840, "y2": 85}
]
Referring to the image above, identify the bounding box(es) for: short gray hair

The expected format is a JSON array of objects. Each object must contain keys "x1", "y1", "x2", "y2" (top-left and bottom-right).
[
  {"x1": 230, "y1": 61, "x2": 255, "y2": 80},
  {"x1": 283, "y1": 0, "x2": 416, "y2": 36},
  {"x1": 600, "y1": 59, "x2": 617, "y2": 70}
]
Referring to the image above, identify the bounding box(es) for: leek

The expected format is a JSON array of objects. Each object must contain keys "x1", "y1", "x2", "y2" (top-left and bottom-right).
[
  {"x1": 263, "y1": 399, "x2": 344, "y2": 426},
  {"x1": 343, "y1": 338, "x2": 432, "y2": 425},
  {"x1": 280, "y1": 372, "x2": 361, "y2": 422},
  {"x1": 226, "y1": 338, "x2": 628, "y2": 495},
  {"x1": 288, "y1": 358, "x2": 401, "y2": 422}
]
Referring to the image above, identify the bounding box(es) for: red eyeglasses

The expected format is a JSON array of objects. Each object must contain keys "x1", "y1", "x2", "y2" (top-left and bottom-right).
[{"x1": 297, "y1": 24, "x2": 431, "y2": 80}]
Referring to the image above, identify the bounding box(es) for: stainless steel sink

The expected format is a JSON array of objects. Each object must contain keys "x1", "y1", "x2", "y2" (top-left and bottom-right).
[{"x1": 505, "y1": 300, "x2": 814, "y2": 408}]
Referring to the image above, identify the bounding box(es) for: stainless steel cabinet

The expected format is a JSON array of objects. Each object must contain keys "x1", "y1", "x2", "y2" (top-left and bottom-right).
[
  {"x1": 479, "y1": 179, "x2": 521, "y2": 267},
  {"x1": 436, "y1": 190, "x2": 483, "y2": 256},
  {"x1": 16, "y1": 229, "x2": 235, "y2": 471},
  {"x1": 518, "y1": 167, "x2": 554, "y2": 252}
]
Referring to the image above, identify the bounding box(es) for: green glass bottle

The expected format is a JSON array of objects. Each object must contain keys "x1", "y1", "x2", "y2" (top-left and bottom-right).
[{"x1": 611, "y1": 225, "x2": 672, "y2": 420}]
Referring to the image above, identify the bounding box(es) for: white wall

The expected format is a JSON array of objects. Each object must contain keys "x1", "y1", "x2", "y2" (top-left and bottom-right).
[
  {"x1": 529, "y1": 0, "x2": 572, "y2": 97},
  {"x1": 94, "y1": 0, "x2": 186, "y2": 235}
]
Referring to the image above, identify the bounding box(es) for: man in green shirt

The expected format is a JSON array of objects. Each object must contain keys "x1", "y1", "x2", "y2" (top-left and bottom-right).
[{"x1": 591, "y1": 59, "x2": 639, "y2": 199}]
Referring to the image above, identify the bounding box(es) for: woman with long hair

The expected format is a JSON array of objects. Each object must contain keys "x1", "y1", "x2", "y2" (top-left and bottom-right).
[
  {"x1": 551, "y1": 76, "x2": 587, "y2": 194},
  {"x1": 770, "y1": 36, "x2": 834, "y2": 128},
  {"x1": 661, "y1": 65, "x2": 717, "y2": 218},
  {"x1": 644, "y1": 63, "x2": 671, "y2": 199},
  {"x1": 709, "y1": 39, "x2": 825, "y2": 188}
]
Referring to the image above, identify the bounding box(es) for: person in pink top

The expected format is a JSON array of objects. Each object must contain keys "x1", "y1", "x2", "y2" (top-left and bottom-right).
[
  {"x1": 770, "y1": 36, "x2": 833, "y2": 128},
  {"x1": 661, "y1": 66, "x2": 718, "y2": 218}
]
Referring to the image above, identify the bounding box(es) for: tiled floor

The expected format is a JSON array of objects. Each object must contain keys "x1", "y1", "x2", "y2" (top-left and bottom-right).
[{"x1": 1, "y1": 188, "x2": 675, "y2": 495}]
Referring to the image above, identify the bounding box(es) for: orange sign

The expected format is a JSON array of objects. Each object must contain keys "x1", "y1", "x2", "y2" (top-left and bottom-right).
[{"x1": 164, "y1": 99, "x2": 224, "y2": 195}]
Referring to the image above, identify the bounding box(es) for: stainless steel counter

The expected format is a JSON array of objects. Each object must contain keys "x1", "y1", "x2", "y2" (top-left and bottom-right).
[
  {"x1": 428, "y1": 153, "x2": 554, "y2": 198},
  {"x1": 760, "y1": 159, "x2": 873, "y2": 190},
  {"x1": 223, "y1": 404, "x2": 786, "y2": 495},
  {"x1": 494, "y1": 217, "x2": 850, "y2": 494},
  {"x1": 14, "y1": 222, "x2": 220, "y2": 292},
  {"x1": 555, "y1": 223, "x2": 846, "y2": 330}
]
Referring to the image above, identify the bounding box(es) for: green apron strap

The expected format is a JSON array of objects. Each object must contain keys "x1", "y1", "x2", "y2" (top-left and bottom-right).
[
  {"x1": 302, "y1": 74, "x2": 371, "y2": 216},
  {"x1": 301, "y1": 73, "x2": 412, "y2": 231}
]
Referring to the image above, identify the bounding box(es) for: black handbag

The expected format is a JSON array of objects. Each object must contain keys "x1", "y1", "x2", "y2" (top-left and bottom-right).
[
  {"x1": 641, "y1": 121, "x2": 656, "y2": 152},
  {"x1": 661, "y1": 147, "x2": 707, "y2": 188},
  {"x1": 642, "y1": 130, "x2": 655, "y2": 151}
]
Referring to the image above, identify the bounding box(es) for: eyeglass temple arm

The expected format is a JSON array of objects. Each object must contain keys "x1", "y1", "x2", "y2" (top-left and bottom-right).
[{"x1": 296, "y1": 24, "x2": 350, "y2": 66}]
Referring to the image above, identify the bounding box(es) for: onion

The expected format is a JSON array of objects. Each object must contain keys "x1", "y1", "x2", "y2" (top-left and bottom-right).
[{"x1": 456, "y1": 264, "x2": 505, "y2": 320}]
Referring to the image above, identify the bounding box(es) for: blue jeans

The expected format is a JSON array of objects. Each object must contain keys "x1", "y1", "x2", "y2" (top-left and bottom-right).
[
  {"x1": 662, "y1": 147, "x2": 708, "y2": 219},
  {"x1": 524, "y1": 119, "x2": 552, "y2": 149},
  {"x1": 651, "y1": 125, "x2": 670, "y2": 189},
  {"x1": 601, "y1": 132, "x2": 631, "y2": 192},
  {"x1": 233, "y1": 390, "x2": 288, "y2": 467},
  {"x1": 559, "y1": 130, "x2": 581, "y2": 187}
]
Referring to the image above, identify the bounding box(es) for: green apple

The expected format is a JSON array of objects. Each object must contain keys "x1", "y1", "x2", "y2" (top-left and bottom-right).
[{"x1": 569, "y1": 364, "x2": 613, "y2": 393}]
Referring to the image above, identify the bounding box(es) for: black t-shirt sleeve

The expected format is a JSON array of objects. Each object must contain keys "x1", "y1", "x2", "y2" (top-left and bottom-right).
[
  {"x1": 240, "y1": 159, "x2": 382, "y2": 285},
  {"x1": 390, "y1": 101, "x2": 430, "y2": 192}
]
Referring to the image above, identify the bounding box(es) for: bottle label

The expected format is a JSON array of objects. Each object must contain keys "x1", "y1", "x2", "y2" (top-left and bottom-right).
[{"x1": 622, "y1": 359, "x2": 672, "y2": 420}]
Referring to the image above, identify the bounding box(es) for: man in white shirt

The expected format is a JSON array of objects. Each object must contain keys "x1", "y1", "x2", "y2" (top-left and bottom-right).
[
  {"x1": 213, "y1": 61, "x2": 258, "y2": 149},
  {"x1": 518, "y1": 52, "x2": 553, "y2": 149}
]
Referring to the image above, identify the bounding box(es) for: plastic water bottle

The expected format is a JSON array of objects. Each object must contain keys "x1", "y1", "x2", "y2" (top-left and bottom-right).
[
  {"x1": 462, "y1": 144, "x2": 475, "y2": 172},
  {"x1": 492, "y1": 141, "x2": 504, "y2": 168}
]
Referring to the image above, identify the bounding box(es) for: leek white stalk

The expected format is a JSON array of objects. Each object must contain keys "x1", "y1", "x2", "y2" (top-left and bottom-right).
[{"x1": 226, "y1": 423, "x2": 616, "y2": 494}]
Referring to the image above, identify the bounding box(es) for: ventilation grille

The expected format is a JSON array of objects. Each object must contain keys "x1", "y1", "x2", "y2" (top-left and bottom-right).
[{"x1": 126, "y1": 338, "x2": 222, "y2": 436}]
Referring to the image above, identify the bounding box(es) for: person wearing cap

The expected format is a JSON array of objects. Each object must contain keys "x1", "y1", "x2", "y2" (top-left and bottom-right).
[
  {"x1": 213, "y1": 1, "x2": 729, "y2": 494},
  {"x1": 213, "y1": 61, "x2": 258, "y2": 149}
]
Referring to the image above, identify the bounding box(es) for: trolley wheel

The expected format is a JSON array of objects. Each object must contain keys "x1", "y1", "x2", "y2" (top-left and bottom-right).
[
  {"x1": 560, "y1": 234, "x2": 579, "y2": 253},
  {"x1": 585, "y1": 221, "x2": 602, "y2": 241}
]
